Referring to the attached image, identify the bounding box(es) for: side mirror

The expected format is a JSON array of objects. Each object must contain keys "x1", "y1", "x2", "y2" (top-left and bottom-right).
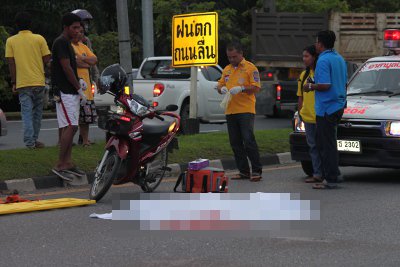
[{"x1": 165, "y1": 105, "x2": 178, "y2": 112}]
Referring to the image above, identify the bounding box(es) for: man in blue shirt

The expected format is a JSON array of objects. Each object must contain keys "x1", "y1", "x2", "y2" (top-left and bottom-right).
[{"x1": 303, "y1": 30, "x2": 347, "y2": 189}]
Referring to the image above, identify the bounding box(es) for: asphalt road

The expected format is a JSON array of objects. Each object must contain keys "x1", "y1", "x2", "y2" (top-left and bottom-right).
[
  {"x1": 2, "y1": 164, "x2": 400, "y2": 266},
  {"x1": 0, "y1": 115, "x2": 291, "y2": 150}
]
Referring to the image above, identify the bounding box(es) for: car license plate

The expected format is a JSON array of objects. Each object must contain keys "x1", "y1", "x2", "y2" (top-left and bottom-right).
[{"x1": 337, "y1": 140, "x2": 361, "y2": 153}]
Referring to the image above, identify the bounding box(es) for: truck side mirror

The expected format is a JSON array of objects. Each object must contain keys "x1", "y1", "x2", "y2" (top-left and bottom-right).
[{"x1": 166, "y1": 105, "x2": 178, "y2": 112}]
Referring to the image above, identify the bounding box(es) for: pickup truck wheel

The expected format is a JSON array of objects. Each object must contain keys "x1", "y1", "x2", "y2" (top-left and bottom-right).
[
  {"x1": 179, "y1": 103, "x2": 190, "y2": 134},
  {"x1": 301, "y1": 161, "x2": 314, "y2": 177}
]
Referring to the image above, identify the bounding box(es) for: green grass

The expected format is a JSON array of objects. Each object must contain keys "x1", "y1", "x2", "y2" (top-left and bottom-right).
[{"x1": 0, "y1": 128, "x2": 291, "y2": 181}]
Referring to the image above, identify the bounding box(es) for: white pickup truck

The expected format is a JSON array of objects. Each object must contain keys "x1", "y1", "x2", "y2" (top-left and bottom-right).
[{"x1": 94, "y1": 56, "x2": 226, "y2": 133}]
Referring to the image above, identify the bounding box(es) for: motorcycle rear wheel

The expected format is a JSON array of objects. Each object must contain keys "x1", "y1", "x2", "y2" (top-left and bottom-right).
[
  {"x1": 141, "y1": 148, "x2": 168, "y2": 193},
  {"x1": 89, "y1": 149, "x2": 121, "y2": 201}
]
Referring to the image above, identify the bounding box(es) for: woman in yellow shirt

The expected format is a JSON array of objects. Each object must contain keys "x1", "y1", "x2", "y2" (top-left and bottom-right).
[
  {"x1": 72, "y1": 26, "x2": 98, "y2": 147},
  {"x1": 297, "y1": 45, "x2": 322, "y2": 183}
]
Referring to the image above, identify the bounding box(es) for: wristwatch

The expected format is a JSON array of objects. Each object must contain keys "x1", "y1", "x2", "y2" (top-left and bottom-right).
[{"x1": 309, "y1": 83, "x2": 312, "y2": 91}]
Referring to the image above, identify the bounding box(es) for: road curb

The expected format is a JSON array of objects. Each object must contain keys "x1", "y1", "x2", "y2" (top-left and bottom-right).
[{"x1": 0, "y1": 152, "x2": 292, "y2": 193}]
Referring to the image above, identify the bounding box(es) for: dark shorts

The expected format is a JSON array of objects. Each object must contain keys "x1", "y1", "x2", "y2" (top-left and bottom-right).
[{"x1": 79, "y1": 100, "x2": 97, "y2": 124}]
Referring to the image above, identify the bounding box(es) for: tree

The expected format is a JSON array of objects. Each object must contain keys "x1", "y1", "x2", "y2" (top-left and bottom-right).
[
  {"x1": 276, "y1": 0, "x2": 349, "y2": 13},
  {"x1": 0, "y1": 26, "x2": 11, "y2": 102},
  {"x1": 347, "y1": 0, "x2": 400, "y2": 12}
]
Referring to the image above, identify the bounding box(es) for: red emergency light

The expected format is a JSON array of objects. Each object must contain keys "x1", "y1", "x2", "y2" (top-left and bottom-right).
[
  {"x1": 91, "y1": 84, "x2": 95, "y2": 95},
  {"x1": 384, "y1": 29, "x2": 400, "y2": 49},
  {"x1": 384, "y1": 29, "x2": 400, "y2": 40}
]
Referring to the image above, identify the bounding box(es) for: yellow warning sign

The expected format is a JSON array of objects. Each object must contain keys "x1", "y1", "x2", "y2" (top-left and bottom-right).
[
  {"x1": 0, "y1": 198, "x2": 96, "y2": 215},
  {"x1": 172, "y1": 12, "x2": 218, "y2": 67}
]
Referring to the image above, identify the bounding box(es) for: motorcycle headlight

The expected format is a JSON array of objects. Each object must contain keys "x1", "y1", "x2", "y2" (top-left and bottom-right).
[
  {"x1": 168, "y1": 122, "x2": 177, "y2": 133},
  {"x1": 127, "y1": 99, "x2": 148, "y2": 117},
  {"x1": 387, "y1": 121, "x2": 400, "y2": 136}
]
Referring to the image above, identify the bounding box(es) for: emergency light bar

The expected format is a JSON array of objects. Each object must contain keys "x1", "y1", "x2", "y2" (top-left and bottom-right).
[{"x1": 384, "y1": 29, "x2": 400, "y2": 49}]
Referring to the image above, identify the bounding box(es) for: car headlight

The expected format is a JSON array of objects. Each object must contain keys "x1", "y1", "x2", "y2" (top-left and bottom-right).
[
  {"x1": 293, "y1": 113, "x2": 305, "y2": 133},
  {"x1": 387, "y1": 121, "x2": 400, "y2": 136},
  {"x1": 127, "y1": 99, "x2": 148, "y2": 117}
]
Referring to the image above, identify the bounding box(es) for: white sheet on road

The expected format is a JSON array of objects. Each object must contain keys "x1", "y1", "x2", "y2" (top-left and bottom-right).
[{"x1": 90, "y1": 212, "x2": 112, "y2": 220}]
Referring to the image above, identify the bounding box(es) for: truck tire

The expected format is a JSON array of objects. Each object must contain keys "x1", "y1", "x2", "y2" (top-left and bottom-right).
[
  {"x1": 301, "y1": 161, "x2": 313, "y2": 177},
  {"x1": 179, "y1": 102, "x2": 190, "y2": 134}
]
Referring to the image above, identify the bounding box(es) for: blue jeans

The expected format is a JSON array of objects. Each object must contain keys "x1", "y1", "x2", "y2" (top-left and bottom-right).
[
  {"x1": 304, "y1": 122, "x2": 322, "y2": 177},
  {"x1": 226, "y1": 113, "x2": 262, "y2": 175},
  {"x1": 18, "y1": 86, "x2": 45, "y2": 147}
]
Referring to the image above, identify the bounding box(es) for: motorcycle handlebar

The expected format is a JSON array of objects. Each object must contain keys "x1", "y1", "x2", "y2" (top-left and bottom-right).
[{"x1": 154, "y1": 114, "x2": 165, "y2": 121}]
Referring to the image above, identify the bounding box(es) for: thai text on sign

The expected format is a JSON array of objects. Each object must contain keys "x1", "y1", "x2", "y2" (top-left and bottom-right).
[{"x1": 172, "y1": 12, "x2": 218, "y2": 67}]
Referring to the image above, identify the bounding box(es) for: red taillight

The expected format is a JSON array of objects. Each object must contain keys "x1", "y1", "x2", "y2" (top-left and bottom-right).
[
  {"x1": 276, "y1": 85, "x2": 282, "y2": 100},
  {"x1": 153, "y1": 83, "x2": 165, "y2": 97},
  {"x1": 91, "y1": 84, "x2": 95, "y2": 95},
  {"x1": 267, "y1": 73, "x2": 273, "y2": 78},
  {"x1": 153, "y1": 101, "x2": 158, "y2": 107},
  {"x1": 384, "y1": 29, "x2": 400, "y2": 40}
]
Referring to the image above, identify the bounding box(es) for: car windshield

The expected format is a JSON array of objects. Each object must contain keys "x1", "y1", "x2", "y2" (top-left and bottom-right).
[{"x1": 347, "y1": 61, "x2": 400, "y2": 96}]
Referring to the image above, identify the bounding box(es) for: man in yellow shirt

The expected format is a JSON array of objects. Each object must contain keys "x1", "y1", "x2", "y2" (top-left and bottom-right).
[
  {"x1": 217, "y1": 42, "x2": 262, "y2": 181},
  {"x1": 5, "y1": 12, "x2": 51, "y2": 149},
  {"x1": 72, "y1": 26, "x2": 98, "y2": 147}
]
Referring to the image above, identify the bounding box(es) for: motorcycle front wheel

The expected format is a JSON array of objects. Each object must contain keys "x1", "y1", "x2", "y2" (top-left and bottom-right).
[
  {"x1": 141, "y1": 148, "x2": 168, "y2": 193},
  {"x1": 89, "y1": 149, "x2": 121, "y2": 201}
]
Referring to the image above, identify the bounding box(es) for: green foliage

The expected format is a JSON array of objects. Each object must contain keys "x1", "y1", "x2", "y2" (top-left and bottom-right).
[
  {"x1": 276, "y1": 0, "x2": 349, "y2": 13},
  {"x1": 88, "y1": 31, "x2": 143, "y2": 71},
  {"x1": 0, "y1": 26, "x2": 11, "y2": 101},
  {"x1": 88, "y1": 32, "x2": 120, "y2": 71},
  {"x1": 348, "y1": 0, "x2": 400, "y2": 12}
]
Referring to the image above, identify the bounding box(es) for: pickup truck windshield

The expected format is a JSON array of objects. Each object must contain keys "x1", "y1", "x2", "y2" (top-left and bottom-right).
[
  {"x1": 347, "y1": 61, "x2": 400, "y2": 96},
  {"x1": 140, "y1": 60, "x2": 191, "y2": 79}
]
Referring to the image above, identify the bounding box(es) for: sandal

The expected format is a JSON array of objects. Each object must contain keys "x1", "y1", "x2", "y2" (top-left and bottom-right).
[
  {"x1": 250, "y1": 176, "x2": 262, "y2": 182},
  {"x1": 312, "y1": 183, "x2": 338, "y2": 189},
  {"x1": 231, "y1": 173, "x2": 250, "y2": 180},
  {"x1": 52, "y1": 169, "x2": 75, "y2": 182},
  {"x1": 250, "y1": 171, "x2": 262, "y2": 182},
  {"x1": 82, "y1": 143, "x2": 91, "y2": 148},
  {"x1": 305, "y1": 176, "x2": 323, "y2": 183}
]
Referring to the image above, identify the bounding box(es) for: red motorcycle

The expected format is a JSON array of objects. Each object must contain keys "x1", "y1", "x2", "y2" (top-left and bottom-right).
[{"x1": 89, "y1": 64, "x2": 180, "y2": 201}]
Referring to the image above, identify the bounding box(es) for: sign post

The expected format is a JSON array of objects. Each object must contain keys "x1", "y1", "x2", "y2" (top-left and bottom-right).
[
  {"x1": 172, "y1": 12, "x2": 218, "y2": 134},
  {"x1": 189, "y1": 66, "x2": 198, "y2": 119}
]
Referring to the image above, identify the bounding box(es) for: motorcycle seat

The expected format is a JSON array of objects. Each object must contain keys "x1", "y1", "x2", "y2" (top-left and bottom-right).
[{"x1": 142, "y1": 116, "x2": 175, "y2": 135}]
